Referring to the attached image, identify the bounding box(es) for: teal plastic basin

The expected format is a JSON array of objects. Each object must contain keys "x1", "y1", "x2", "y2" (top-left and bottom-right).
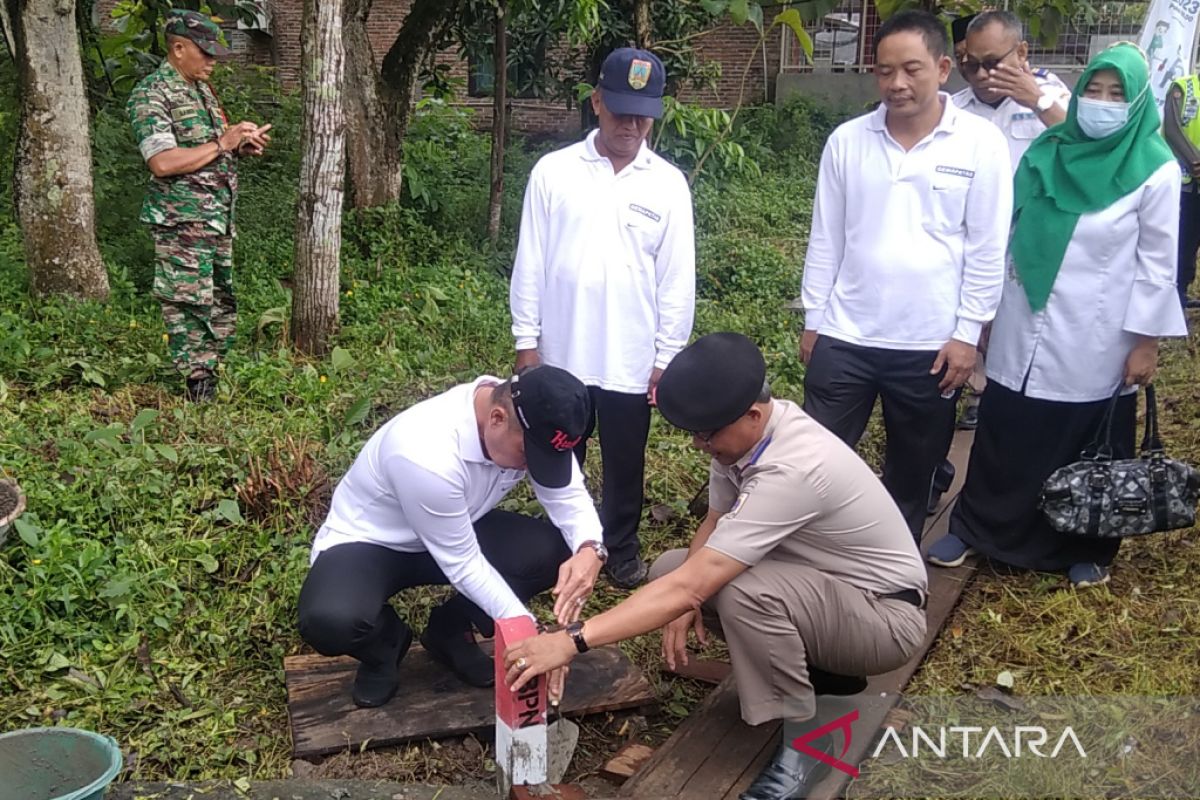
[{"x1": 0, "y1": 727, "x2": 123, "y2": 800}]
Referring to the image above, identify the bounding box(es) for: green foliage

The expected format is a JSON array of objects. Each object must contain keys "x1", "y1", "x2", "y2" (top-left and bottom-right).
[{"x1": 0, "y1": 85, "x2": 830, "y2": 778}]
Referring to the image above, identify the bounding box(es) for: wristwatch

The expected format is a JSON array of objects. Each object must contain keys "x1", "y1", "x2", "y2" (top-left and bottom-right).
[
  {"x1": 577, "y1": 539, "x2": 608, "y2": 563},
  {"x1": 1035, "y1": 91, "x2": 1056, "y2": 112},
  {"x1": 565, "y1": 620, "x2": 590, "y2": 653}
]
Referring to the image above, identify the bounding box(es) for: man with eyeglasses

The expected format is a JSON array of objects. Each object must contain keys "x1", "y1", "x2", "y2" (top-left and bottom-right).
[
  {"x1": 501, "y1": 333, "x2": 927, "y2": 800},
  {"x1": 952, "y1": 11, "x2": 1069, "y2": 167}
]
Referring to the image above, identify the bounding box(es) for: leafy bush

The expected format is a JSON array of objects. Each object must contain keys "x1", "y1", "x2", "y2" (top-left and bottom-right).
[{"x1": 0, "y1": 76, "x2": 837, "y2": 779}]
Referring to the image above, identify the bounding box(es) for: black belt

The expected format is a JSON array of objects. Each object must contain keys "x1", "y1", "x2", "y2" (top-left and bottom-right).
[{"x1": 878, "y1": 588, "x2": 925, "y2": 609}]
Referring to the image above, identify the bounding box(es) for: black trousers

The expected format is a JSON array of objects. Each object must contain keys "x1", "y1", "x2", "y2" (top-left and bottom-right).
[
  {"x1": 572, "y1": 386, "x2": 651, "y2": 565},
  {"x1": 1178, "y1": 189, "x2": 1200, "y2": 307},
  {"x1": 802, "y1": 336, "x2": 958, "y2": 539},
  {"x1": 950, "y1": 382, "x2": 1133, "y2": 571},
  {"x1": 296, "y1": 510, "x2": 570, "y2": 666}
]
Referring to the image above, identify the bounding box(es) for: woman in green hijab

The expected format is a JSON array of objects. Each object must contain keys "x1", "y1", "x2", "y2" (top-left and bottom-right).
[{"x1": 928, "y1": 43, "x2": 1188, "y2": 587}]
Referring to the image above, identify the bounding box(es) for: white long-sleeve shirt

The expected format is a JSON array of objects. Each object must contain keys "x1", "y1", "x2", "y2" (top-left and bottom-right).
[
  {"x1": 802, "y1": 95, "x2": 1013, "y2": 349},
  {"x1": 509, "y1": 130, "x2": 696, "y2": 393},
  {"x1": 988, "y1": 161, "x2": 1188, "y2": 403},
  {"x1": 310, "y1": 377, "x2": 603, "y2": 621}
]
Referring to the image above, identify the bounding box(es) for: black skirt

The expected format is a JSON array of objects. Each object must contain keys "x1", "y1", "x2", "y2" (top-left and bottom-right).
[{"x1": 949, "y1": 381, "x2": 1136, "y2": 571}]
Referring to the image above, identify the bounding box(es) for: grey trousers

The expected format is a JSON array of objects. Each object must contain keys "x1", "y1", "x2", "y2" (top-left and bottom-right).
[{"x1": 651, "y1": 549, "x2": 926, "y2": 725}]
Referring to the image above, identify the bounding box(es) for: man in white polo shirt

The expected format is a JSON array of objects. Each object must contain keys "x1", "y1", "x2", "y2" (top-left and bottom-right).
[
  {"x1": 800, "y1": 9, "x2": 1012, "y2": 540},
  {"x1": 297, "y1": 365, "x2": 606, "y2": 708},
  {"x1": 510, "y1": 47, "x2": 695, "y2": 589}
]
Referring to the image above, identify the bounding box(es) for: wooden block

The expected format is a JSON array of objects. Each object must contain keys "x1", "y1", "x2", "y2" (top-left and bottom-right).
[
  {"x1": 600, "y1": 743, "x2": 656, "y2": 783},
  {"x1": 509, "y1": 784, "x2": 588, "y2": 800},
  {"x1": 496, "y1": 617, "x2": 548, "y2": 795},
  {"x1": 660, "y1": 659, "x2": 732, "y2": 685},
  {"x1": 285, "y1": 642, "x2": 657, "y2": 759}
]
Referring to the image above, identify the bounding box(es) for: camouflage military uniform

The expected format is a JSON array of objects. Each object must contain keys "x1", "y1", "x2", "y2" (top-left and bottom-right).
[{"x1": 128, "y1": 59, "x2": 237, "y2": 379}]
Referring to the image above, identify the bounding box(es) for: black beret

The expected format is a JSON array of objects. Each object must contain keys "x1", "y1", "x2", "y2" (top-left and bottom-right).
[
  {"x1": 657, "y1": 333, "x2": 766, "y2": 432},
  {"x1": 951, "y1": 15, "x2": 976, "y2": 44}
]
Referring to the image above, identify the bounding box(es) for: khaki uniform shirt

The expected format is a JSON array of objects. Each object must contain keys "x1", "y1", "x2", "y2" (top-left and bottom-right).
[
  {"x1": 705, "y1": 399, "x2": 928, "y2": 597},
  {"x1": 128, "y1": 60, "x2": 237, "y2": 233}
]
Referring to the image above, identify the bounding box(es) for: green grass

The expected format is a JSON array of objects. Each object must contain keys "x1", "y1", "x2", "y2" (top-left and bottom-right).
[{"x1": 0, "y1": 70, "x2": 832, "y2": 782}]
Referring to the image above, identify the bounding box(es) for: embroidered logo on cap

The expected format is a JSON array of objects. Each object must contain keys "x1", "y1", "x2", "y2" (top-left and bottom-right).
[
  {"x1": 628, "y1": 59, "x2": 652, "y2": 90},
  {"x1": 549, "y1": 430, "x2": 581, "y2": 452}
]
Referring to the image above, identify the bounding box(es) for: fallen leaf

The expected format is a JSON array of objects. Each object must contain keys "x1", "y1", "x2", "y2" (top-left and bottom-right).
[
  {"x1": 996, "y1": 670, "x2": 1015, "y2": 689},
  {"x1": 976, "y1": 686, "x2": 1026, "y2": 711}
]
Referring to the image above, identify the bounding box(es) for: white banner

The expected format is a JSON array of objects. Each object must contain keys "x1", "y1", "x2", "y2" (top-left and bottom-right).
[{"x1": 1139, "y1": 0, "x2": 1200, "y2": 110}]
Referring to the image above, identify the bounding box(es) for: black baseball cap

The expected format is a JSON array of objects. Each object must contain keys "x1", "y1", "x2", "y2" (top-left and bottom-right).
[
  {"x1": 165, "y1": 9, "x2": 231, "y2": 56},
  {"x1": 510, "y1": 366, "x2": 592, "y2": 489},
  {"x1": 597, "y1": 47, "x2": 666, "y2": 119},
  {"x1": 656, "y1": 333, "x2": 766, "y2": 433}
]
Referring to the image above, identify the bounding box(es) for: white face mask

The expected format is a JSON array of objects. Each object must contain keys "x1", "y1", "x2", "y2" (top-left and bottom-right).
[{"x1": 1076, "y1": 96, "x2": 1131, "y2": 139}]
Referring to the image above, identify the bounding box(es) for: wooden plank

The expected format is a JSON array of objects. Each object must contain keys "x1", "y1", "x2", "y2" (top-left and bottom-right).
[
  {"x1": 285, "y1": 643, "x2": 656, "y2": 759},
  {"x1": 600, "y1": 743, "x2": 657, "y2": 784},
  {"x1": 659, "y1": 659, "x2": 732, "y2": 686},
  {"x1": 617, "y1": 675, "x2": 746, "y2": 797}
]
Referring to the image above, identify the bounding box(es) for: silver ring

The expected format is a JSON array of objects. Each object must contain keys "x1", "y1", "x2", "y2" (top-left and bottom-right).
[
  {"x1": 516, "y1": 657, "x2": 528, "y2": 669},
  {"x1": 575, "y1": 597, "x2": 586, "y2": 606}
]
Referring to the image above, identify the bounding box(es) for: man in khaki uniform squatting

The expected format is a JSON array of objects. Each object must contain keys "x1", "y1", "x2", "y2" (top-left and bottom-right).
[{"x1": 502, "y1": 332, "x2": 928, "y2": 800}]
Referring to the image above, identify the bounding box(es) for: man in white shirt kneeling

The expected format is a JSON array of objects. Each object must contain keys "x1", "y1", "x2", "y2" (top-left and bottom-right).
[{"x1": 297, "y1": 366, "x2": 606, "y2": 708}]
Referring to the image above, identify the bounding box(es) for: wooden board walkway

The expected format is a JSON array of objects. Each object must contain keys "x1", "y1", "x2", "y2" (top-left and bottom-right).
[
  {"x1": 618, "y1": 430, "x2": 979, "y2": 800},
  {"x1": 285, "y1": 643, "x2": 656, "y2": 758}
]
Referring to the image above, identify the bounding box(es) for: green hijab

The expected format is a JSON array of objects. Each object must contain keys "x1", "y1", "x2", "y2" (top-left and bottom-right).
[{"x1": 1009, "y1": 42, "x2": 1173, "y2": 311}]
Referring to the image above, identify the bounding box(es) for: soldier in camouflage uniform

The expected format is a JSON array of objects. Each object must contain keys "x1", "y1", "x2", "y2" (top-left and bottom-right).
[{"x1": 128, "y1": 9, "x2": 271, "y2": 401}]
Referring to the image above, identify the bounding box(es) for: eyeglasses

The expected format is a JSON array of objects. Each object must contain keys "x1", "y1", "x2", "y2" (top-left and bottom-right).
[
  {"x1": 959, "y1": 43, "x2": 1018, "y2": 75},
  {"x1": 693, "y1": 423, "x2": 730, "y2": 446}
]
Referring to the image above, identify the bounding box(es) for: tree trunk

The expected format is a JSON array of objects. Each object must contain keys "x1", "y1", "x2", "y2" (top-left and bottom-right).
[
  {"x1": 486, "y1": 0, "x2": 506, "y2": 245},
  {"x1": 3, "y1": 0, "x2": 109, "y2": 301},
  {"x1": 378, "y1": 0, "x2": 462, "y2": 196},
  {"x1": 291, "y1": 0, "x2": 345, "y2": 357},
  {"x1": 341, "y1": 0, "x2": 402, "y2": 208},
  {"x1": 634, "y1": 0, "x2": 652, "y2": 48}
]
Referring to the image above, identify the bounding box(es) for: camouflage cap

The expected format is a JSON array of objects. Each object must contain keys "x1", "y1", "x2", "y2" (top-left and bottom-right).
[{"x1": 164, "y1": 9, "x2": 230, "y2": 57}]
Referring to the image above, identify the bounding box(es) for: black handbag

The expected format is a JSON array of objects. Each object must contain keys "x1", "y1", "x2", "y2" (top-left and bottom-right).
[{"x1": 1040, "y1": 385, "x2": 1200, "y2": 538}]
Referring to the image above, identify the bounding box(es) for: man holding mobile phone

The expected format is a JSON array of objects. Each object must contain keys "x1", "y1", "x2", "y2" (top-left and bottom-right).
[{"x1": 128, "y1": 9, "x2": 272, "y2": 401}]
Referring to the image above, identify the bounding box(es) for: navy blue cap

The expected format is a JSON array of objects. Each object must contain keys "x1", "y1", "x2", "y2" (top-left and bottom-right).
[{"x1": 597, "y1": 47, "x2": 666, "y2": 119}]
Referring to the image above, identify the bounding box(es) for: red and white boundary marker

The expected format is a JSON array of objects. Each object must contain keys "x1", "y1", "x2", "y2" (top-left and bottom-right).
[{"x1": 495, "y1": 617, "x2": 548, "y2": 795}]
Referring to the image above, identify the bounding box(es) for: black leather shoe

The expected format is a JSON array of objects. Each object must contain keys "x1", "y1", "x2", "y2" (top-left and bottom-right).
[
  {"x1": 739, "y1": 739, "x2": 834, "y2": 800},
  {"x1": 604, "y1": 555, "x2": 649, "y2": 590},
  {"x1": 420, "y1": 627, "x2": 494, "y2": 687},
  {"x1": 351, "y1": 620, "x2": 413, "y2": 708},
  {"x1": 926, "y1": 459, "x2": 956, "y2": 515}
]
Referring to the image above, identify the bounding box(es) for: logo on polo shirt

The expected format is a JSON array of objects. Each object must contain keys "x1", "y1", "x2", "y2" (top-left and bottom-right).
[
  {"x1": 629, "y1": 203, "x2": 661, "y2": 222},
  {"x1": 935, "y1": 165, "x2": 975, "y2": 179}
]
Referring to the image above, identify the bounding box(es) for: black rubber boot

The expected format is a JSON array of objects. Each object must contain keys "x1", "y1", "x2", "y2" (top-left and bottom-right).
[
  {"x1": 420, "y1": 603, "x2": 494, "y2": 688},
  {"x1": 185, "y1": 374, "x2": 216, "y2": 403},
  {"x1": 808, "y1": 666, "x2": 867, "y2": 696},
  {"x1": 926, "y1": 459, "x2": 956, "y2": 515},
  {"x1": 351, "y1": 611, "x2": 413, "y2": 708}
]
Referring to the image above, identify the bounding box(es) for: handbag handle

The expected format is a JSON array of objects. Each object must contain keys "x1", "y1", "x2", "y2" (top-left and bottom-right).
[
  {"x1": 1141, "y1": 384, "x2": 1164, "y2": 454},
  {"x1": 1083, "y1": 386, "x2": 1125, "y2": 461}
]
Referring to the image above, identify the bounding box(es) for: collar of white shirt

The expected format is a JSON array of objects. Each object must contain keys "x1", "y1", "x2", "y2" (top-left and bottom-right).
[
  {"x1": 866, "y1": 91, "x2": 962, "y2": 137},
  {"x1": 582, "y1": 128, "x2": 654, "y2": 170},
  {"x1": 460, "y1": 377, "x2": 501, "y2": 466}
]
